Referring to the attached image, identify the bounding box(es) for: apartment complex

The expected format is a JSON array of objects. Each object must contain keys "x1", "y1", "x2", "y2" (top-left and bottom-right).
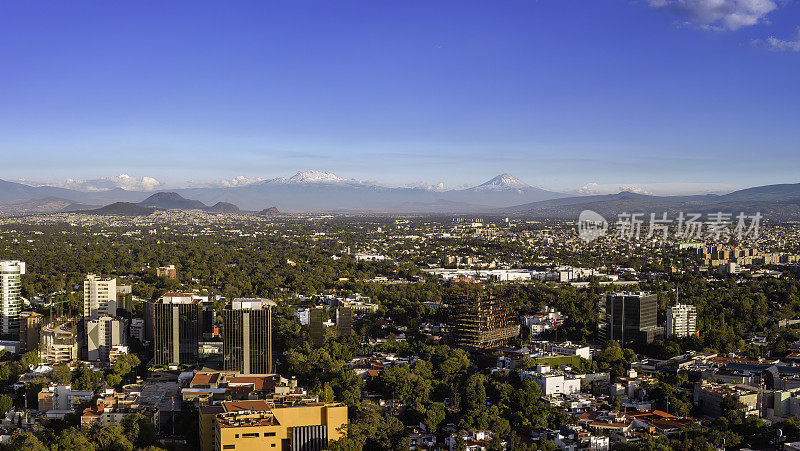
[
  {"x1": 200, "y1": 400, "x2": 347, "y2": 451},
  {"x1": 599, "y1": 292, "x2": 662, "y2": 349},
  {"x1": 693, "y1": 245, "x2": 799, "y2": 268},
  {"x1": 223, "y1": 298, "x2": 275, "y2": 375},
  {"x1": 666, "y1": 304, "x2": 697, "y2": 338},
  {"x1": 87, "y1": 315, "x2": 127, "y2": 362},
  {"x1": 84, "y1": 274, "x2": 117, "y2": 320},
  {"x1": 0, "y1": 260, "x2": 26, "y2": 338}
]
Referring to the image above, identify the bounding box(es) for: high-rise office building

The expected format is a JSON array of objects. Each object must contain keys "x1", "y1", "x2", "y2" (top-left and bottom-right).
[
  {"x1": 116, "y1": 283, "x2": 133, "y2": 314},
  {"x1": 599, "y1": 292, "x2": 662, "y2": 349},
  {"x1": 666, "y1": 304, "x2": 697, "y2": 338},
  {"x1": 199, "y1": 297, "x2": 216, "y2": 339},
  {"x1": 309, "y1": 307, "x2": 326, "y2": 347},
  {"x1": 84, "y1": 274, "x2": 117, "y2": 320},
  {"x1": 447, "y1": 284, "x2": 520, "y2": 350},
  {"x1": 87, "y1": 315, "x2": 127, "y2": 361},
  {"x1": 223, "y1": 298, "x2": 275, "y2": 374},
  {"x1": 154, "y1": 295, "x2": 200, "y2": 365},
  {"x1": 335, "y1": 307, "x2": 353, "y2": 337},
  {"x1": 19, "y1": 311, "x2": 43, "y2": 353},
  {"x1": 0, "y1": 260, "x2": 26, "y2": 338}
]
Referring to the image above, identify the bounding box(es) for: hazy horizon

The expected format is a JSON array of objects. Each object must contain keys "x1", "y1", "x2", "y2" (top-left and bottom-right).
[
  {"x1": 6, "y1": 170, "x2": 748, "y2": 197},
  {"x1": 2, "y1": 1, "x2": 798, "y2": 195}
]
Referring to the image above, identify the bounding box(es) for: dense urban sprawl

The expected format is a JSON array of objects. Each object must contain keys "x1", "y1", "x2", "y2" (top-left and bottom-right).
[{"x1": 2, "y1": 212, "x2": 800, "y2": 450}]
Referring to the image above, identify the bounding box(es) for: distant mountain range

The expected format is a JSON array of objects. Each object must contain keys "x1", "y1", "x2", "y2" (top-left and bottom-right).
[
  {"x1": 78, "y1": 202, "x2": 158, "y2": 216},
  {"x1": 2, "y1": 171, "x2": 800, "y2": 218},
  {"x1": 0, "y1": 197, "x2": 99, "y2": 216},
  {"x1": 501, "y1": 185, "x2": 800, "y2": 220},
  {"x1": 0, "y1": 171, "x2": 565, "y2": 214},
  {"x1": 138, "y1": 192, "x2": 245, "y2": 214},
  {"x1": 70, "y1": 193, "x2": 281, "y2": 217}
]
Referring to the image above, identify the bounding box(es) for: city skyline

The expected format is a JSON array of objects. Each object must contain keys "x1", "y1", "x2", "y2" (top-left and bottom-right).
[{"x1": 1, "y1": 1, "x2": 799, "y2": 193}]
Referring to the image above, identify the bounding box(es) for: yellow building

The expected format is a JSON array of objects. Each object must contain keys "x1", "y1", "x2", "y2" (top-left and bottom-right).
[{"x1": 200, "y1": 400, "x2": 347, "y2": 451}]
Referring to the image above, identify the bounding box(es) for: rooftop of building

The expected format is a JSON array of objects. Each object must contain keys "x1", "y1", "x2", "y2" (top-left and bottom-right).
[
  {"x1": 606, "y1": 291, "x2": 652, "y2": 297},
  {"x1": 199, "y1": 405, "x2": 225, "y2": 415},
  {"x1": 229, "y1": 298, "x2": 277, "y2": 309}
]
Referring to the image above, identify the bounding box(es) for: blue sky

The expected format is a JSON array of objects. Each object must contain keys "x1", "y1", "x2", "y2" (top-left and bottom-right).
[{"x1": 1, "y1": 0, "x2": 798, "y2": 194}]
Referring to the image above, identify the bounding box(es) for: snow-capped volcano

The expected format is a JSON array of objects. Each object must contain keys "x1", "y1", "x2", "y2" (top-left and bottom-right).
[
  {"x1": 472, "y1": 173, "x2": 531, "y2": 191},
  {"x1": 286, "y1": 170, "x2": 351, "y2": 184}
]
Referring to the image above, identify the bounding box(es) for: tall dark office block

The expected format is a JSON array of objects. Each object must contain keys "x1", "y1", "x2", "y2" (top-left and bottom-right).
[
  {"x1": 309, "y1": 307, "x2": 325, "y2": 347},
  {"x1": 142, "y1": 300, "x2": 156, "y2": 342},
  {"x1": 335, "y1": 307, "x2": 352, "y2": 337},
  {"x1": 222, "y1": 300, "x2": 274, "y2": 375},
  {"x1": 200, "y1": 299, "x2": 215, "y2": 338},
  {"x1": 599, "y1": 292, "x2": 662, "y2": 349},
  {"x1": 154, "y1": 301, "x2": 200, "y2": 365}
]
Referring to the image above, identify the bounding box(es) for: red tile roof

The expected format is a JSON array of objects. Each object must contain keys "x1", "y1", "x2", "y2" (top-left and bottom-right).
[
  {"x1": 227, "y1": 376, "x2": 276, "y2": 392},
  {"x1": 191, "y1": 372, "x2": 220, "y2": 386}
]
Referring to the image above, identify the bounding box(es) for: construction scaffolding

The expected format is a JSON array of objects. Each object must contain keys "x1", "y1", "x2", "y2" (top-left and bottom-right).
[{"x1": 446, "y1": 283, "x2": 520, "y2": 350}]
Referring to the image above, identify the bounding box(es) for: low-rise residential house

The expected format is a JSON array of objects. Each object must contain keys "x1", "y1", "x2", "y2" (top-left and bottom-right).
[{"x1": 38, "y1": 384, "x2": 94, "y2": 419}]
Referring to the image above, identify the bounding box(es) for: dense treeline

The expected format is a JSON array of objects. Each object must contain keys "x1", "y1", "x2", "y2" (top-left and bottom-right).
[
  {"x1": 1, "y1": 414, "x2": 161, "y2": 451},
  {"x1": 0, "y1": 224, "x2": 428, "y2": 303},
  {"x1": 5, "y1": 222, "x2": 800, "y2": 449}
]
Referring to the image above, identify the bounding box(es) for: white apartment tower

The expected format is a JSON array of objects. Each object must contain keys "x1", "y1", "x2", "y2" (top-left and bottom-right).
[
  {"x1": 86, "y1": 315, "x2": 126, "y2": 361},
  {"x1": 0, "y1": 260, "x2": 26, "y2": 337},
  {"x1": 84, "y1": 274, "x2": 117, "y2": 320},
  {"x1": 666, "y1": 303, "x2": 697, "y2": 338}
]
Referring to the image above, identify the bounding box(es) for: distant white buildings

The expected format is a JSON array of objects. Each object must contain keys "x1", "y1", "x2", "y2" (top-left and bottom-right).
[
  {"x1": 423, "y1": 268, "x2": 532, "y2": 282},
  {"x1": 548, "y1": 342, "x2": 591, "y2": 360},
  {"x1": 666, "y1": 304, "x2": 697, "y2": 338},
  {"x1": 445, "y1": 430, "x2": 499, "y2": 451},
  {"x1": 521, "y1": 307, "x2": 563, "y2": 336},
  {"x1": 353, "y1": 253, "x2": 387, "y2": 261},
  {"x1": 295, "y1": 308, "x2": 311, "y2": 325}
]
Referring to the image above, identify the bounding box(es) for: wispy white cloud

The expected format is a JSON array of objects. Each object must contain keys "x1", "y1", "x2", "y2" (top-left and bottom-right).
[
  {"x1": 618, "y1": 185, "x2": 654, "y2": 195},
  {"x1": 577, "y1": 182, "x2": 602, "y2": 195},
  {"x1": 577, "y1": 182, "x2": 653, "y2": 195},
  {"x1": 217, "y1": 175, "x2": 267, "y2": 187},
  {"x1": 405, "y1": 181, "x2": 447, "y2": 191},
  {"x1": 573, "y1": 181, "x2": 736, "y2": 196},
  {"x1": 649, "y1": 0, "x2": 779, "y2": 31},
  {"x1": 753, "y1": 27, "x2": 800, "y2": 51},
  {"x1": 24, "y1": 174, "x2": 165, "y2": 191}
]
